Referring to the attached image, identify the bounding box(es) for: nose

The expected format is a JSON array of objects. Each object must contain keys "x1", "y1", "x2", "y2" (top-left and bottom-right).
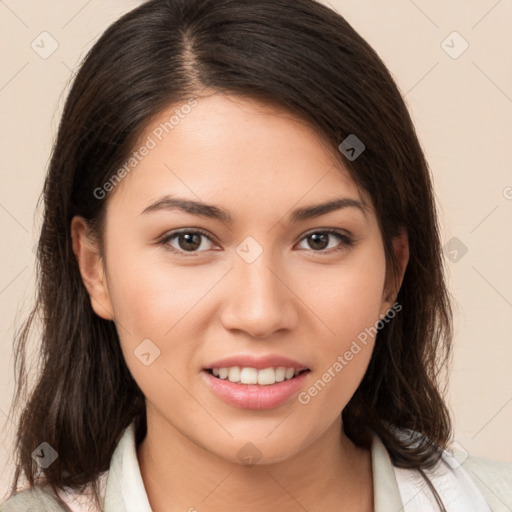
[{"x1": 219, "y1": 251, "x2": 299, "y2": 339}]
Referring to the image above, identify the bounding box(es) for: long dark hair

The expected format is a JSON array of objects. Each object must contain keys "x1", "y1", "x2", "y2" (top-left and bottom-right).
[{"x1": 5, "y1": 0, "x2": 453, "y2": 509}]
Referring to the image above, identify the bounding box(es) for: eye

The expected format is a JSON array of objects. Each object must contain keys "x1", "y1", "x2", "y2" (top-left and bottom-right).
[
  {"x1": 159, "y1": 229, "x2": 217, "y2": 254},
  {"x1": 158, "y1": 228, "x2": 354, "y2": 256},
  {"x1": 296, "y1": 230, "x2": 353, "y2": 254}
]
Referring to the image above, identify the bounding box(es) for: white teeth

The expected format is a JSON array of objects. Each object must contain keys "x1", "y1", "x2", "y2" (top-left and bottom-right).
[
  {"x1": 275, "y1": 367, "x2": 286, "y2": 382},
  {"x1": 228, "y1": 366, "x2": 241, "y2": 383},
  {"x1": 209, "y1": 366, "x2": 305, "y2": 385},
  {"x1": 257, "y1": 368, "x2": 275, "y2": 385},
  {"x1": 240, "y1": 367, "x2": 258, "y2": 384}
]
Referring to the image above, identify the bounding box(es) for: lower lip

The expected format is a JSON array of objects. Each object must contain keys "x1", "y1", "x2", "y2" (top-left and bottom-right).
[{"x1": 202, "y1": 370, "x2": 309, "y2": 410}]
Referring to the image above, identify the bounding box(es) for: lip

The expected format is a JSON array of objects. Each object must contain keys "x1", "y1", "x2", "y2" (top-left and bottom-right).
[
  {"x1": 204, "y1": 354, "x2": 309, "y2": 371},
  {"x1": 202, "y1": 369, "x2": 310, "y2": 410}
]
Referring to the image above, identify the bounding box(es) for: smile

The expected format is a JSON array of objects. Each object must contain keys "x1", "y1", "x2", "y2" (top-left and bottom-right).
[
  {"x1": 202, "y1": 368, "x2": 311, "y2": 410},
  {"x1": 207, "y1": 366, "x2": 309, "y2": 386}
]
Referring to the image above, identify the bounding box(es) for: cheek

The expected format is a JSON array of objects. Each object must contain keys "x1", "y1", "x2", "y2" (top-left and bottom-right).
[
  {"x1": 105, "y1": 242, "x2": 214, "y2": 336},
  {"x1": 294, "y1": 244, "x2": 386, "y2": 407},
  {"x1": 103, "y1": 243, "x2": 224, "y2": 388},
  {"x1": 105, "y1": 253, "x2": 203, "y2": 409},
  {"x1": 300, "y1": 249, "x2": 387, "y2": 350}
]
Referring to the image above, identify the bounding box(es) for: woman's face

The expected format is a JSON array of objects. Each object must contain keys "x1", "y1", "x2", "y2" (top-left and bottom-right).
[{"x1": 74, "y1": 93, "x2": 405, "y2": 464}]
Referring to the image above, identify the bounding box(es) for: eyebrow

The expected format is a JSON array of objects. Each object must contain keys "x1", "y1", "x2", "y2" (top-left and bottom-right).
[{"x1": 140, "y1": 195, "x2": 368, "y2": 223}]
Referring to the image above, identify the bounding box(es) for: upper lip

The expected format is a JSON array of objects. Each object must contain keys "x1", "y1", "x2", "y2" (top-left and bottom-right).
[{"x1": 204, "y1": 355, "x2": 309, "y2": 371}]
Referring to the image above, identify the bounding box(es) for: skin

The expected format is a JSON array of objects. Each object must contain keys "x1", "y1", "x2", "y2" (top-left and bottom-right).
[{"x1": 72, "y1": 93, "x2": 408, "y2": 512}]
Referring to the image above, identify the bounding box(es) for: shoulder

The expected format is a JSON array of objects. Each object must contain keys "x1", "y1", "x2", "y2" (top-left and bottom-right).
[
  {"x1": 460, "y1": 451, "x2": 512, "y2": 510},
  {"x1": 1, "y1": 471, "x2": 108, "y2": 512},
  {"x1": 386, "y1": 426, "x2": 512, "y2": 510},
  {"x1": 0, "y1": 485, "x2": 73, "y2": 512},
  {"x1": 462, "y1": 450, "x2": 512, "y2": 480}
]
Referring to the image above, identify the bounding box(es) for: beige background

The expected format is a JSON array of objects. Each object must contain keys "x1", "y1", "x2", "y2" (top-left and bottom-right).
[{"x1": 1, "y1": 0, "x2": 511, "y2": 497}]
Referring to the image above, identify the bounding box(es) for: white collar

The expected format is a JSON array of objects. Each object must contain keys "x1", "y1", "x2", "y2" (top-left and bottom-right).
[{"x1": 96, "y1": 422, "x2": 490, "y2": 512}]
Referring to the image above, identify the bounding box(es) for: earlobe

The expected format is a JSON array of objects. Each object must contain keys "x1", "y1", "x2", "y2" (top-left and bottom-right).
[{"x1": 70, "y1": 216, "x2": 114, "y2": 321}]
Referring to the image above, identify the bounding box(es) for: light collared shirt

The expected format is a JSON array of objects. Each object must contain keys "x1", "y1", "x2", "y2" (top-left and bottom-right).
[
  {"x1": 3, "y1": 422, "x2": 511, "y2": 511},
  {"x1": 60, "y1": 422, "x2": 512, "y2": 512}
]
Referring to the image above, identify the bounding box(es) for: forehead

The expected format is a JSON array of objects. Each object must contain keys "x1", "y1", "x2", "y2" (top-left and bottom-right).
[{"x1": 104, "y1": 93, "x2": 371, "y2": 219}]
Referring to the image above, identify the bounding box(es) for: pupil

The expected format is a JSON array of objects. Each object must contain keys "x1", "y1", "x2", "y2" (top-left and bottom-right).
[
  {"x1": 180, "y1": 233, "x2": 201, "y2": 251},
  {"x1": 309, "y1": 233, "x2": 328, "y2": 250}
]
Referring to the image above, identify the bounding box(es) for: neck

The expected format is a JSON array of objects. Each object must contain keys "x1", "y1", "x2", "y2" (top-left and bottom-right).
[{"x1": 137, "y1": 410, "x2": 374, "y2": 512}]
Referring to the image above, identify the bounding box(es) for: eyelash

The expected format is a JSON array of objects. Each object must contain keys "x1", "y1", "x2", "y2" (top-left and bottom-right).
[{"x1": 157, "y1": 228, "x2": 354, "y2": 257}]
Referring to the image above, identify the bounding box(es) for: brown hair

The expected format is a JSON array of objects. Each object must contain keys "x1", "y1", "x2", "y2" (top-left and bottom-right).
[{"x1": 5, "y1": 0, "x2": 453, "y2": 509}]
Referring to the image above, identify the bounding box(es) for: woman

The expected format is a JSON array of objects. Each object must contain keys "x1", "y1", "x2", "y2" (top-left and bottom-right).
[{"x1": 2, "y1": 0, "x2": 511, "y2": 511}]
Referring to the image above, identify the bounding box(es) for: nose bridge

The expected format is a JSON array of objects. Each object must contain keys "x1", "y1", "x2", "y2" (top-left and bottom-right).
[
  {"x1": 235, "y1": 240, "x2": 284, "y2": 310},
  {"x1": 220, "y1": 236, "x2": 296, "y2": 337}
]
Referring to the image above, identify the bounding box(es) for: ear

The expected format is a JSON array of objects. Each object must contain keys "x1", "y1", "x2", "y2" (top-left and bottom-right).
[
  {"x1": 71, "y1": 216, "x2": 114, "y2": 321},
  {"x1": 382, "y1": 229, "x2": 409, "y2": 309}
]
